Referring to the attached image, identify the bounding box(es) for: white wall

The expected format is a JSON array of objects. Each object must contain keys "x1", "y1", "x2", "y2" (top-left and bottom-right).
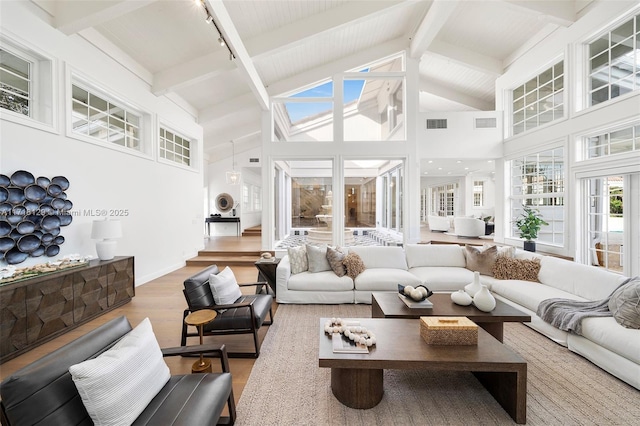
[{"x1": 1, "y1": 2, "x2": 204, "y2": 284}]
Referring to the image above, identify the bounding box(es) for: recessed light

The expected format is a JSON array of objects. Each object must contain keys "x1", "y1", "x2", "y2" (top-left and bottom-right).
[
  {"x1": 456, "y1": 160, "x2": 462, "y2": 163},
  {"x1": 487, "y1": 160, "x2": 493, "y2": 163},
  {"x1": 447, "y1": 172, "x2": 451, "y2": 174},
  {"x1": 438, "y1": 167, "x2": 442, "y2": 170},
  {"x1": 428, "y1": 160, "x2": 433, "y2": 164},
  {"x1": 464, "y1": 167, "x2": 469, "y2": 170},
  {"x1": 424, "y1": 172, "x2": 428, "y2": 175}
]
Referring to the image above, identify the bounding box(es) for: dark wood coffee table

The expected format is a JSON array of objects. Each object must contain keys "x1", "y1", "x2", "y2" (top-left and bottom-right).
[
  {"x1": 318, "y1": 318, "x2": 527, "y2": 424},
  {"x1": 371, "y1": 292, "x2": 530, "y2": 342}
]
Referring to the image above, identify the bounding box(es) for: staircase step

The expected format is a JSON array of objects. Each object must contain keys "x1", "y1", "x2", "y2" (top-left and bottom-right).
[{"x1": 186, "y1": 255, "x2": 259, "y2": 267}]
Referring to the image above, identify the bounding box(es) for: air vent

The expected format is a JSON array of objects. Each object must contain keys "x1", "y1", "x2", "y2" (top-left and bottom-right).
[
  {"x1": 426, "y1": 119, "x2": 447, "y2": 129},
  {"x1": 475, "y1": 118, "x2": 497, "y2": 128},
  {"x1": 249, "y1": 158, "x2": 260, "y2": 163}
]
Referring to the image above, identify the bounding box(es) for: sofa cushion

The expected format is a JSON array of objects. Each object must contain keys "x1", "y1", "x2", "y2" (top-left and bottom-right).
[
  {"x1": 69, "y1": 318, "x2": 170, "y2": 426},
  {"x1": 538, "y1": 256, "x2": 627, "y2": 300},
  {"x1": 343, "y1": 252, "x2": 365, "y2": 279},
  {"x1": 209, "y1": 267, "x2": 242, "y2": 305},
  {"x1": 287, "y1": 271, "x2": 354, "y2": 291},
  {"x1": 608, "y1": 277, "x2": 640, "y2": 329},
  {"x1": 326, "y1": 246, "x2": 347, "y2": 276},
  {"x1": 465, "y1": 245, "x2": 497, "y2": 276},
  {"x1": 306, "y1": 244, "x2": 331, "y2": 273},
  {"x1": 405, "y1": 244, "x2": 466, "y2": 268},
  {"x1": 349, "y1": 246, "x2": 408, "y2": 270},
  {"x1": 490, "y1": 279, "x2": 585, "y2": 313},
  {"x1": 580, "y1": 316, "x2": 640, "y2": 364},
  {"x1": 287, "y1": 245, "x2": 308, "y2": 274},
  {"x1": 354, "y1": 269, "x2": 421, "y2": 291},
  {"x1": 493, "y1": 257, "x2": 541, "y2": 281},
  {"x1": 408, "y1": 267, "x2": 475, "y2": 291}
]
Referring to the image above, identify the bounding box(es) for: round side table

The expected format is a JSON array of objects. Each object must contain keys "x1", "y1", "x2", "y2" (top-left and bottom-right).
[{"x1": 184, "y1": 309, "x2": 217, "y2": 373}]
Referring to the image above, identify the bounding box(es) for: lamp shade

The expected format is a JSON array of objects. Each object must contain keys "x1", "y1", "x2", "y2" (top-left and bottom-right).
[
  {"x1": 226, "y1": 170, "x2": 241, "y2": 185},
  {"x1": 91, "y1": 219, "x2": 122, "y2": 240}
]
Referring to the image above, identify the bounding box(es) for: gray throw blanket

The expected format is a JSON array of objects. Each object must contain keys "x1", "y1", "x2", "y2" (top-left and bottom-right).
[{"x1": 537, "y1": 278, "x2": 632, "y2": 336}]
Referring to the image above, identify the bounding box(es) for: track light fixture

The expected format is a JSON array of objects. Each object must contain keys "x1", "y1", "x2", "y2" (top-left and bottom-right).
[{"x1": 196, "y1": 0, "x2": 235, "y2": 60}]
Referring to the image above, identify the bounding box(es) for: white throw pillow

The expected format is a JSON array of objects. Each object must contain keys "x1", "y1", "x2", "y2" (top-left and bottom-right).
[
  {"x1": 306, "y1": 244, "x2": 332, "y2": 273},
  {"x1": 209, "y1": 266, "x2": 242, "y2": 305},
  {"x1": 69, "y1": 318, "x2": 170, "y2": 426},
  {"x1": 287, "y1": 245, "x2": 308, "y2": 274}
]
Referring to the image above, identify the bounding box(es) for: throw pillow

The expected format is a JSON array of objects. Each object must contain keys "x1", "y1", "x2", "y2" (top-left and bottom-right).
[
  {"x1": 287, "y1": 245, "x2": 308, "y2": 274},
  {"x1": 482, "y1": 243, "x2": 516, "y2": 258},
  {"x1": 608, "y1": 276, "x2": 640, "y2": 329},
  {"x1": 493, "y1": 257, "x2": 541, "y2": 281},
  {"x1": 306, "y1": 244, "x2": 332, "y2": 273},
  {"x1": 209, "y1": 266, "x2": 242, "y2": 305},
  {"x1": 343, "y1": 252, "x2": 365, "y2": 280},
  {"x1": 326, "y1": 246, "x2": 347, "y2": 277},
  {"x1": 465, "y1": 245, "x2": 498, "y2": 276},
  {"x1": 69, "y1": 318, "x2": 170, "y2": 426}
]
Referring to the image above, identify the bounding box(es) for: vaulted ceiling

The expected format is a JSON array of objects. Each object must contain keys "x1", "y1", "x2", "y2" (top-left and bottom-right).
[{"x1": 31, "y1": 0, "x2": 587, "y2": 162}]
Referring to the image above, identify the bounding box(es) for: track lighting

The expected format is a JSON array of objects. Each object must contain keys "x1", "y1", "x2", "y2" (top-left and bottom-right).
[
  {"x1": 218, "y1": 37, "x2": 225, "y2": 47},
  {"x1": 195, "y1": 1, "x2": 235, "y2": 60},
  {"x1": 205, "y1": 15, "x2": 213, "y2": 24}
]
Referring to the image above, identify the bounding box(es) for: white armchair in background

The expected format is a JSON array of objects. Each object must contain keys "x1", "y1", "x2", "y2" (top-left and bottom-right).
[
  {"x1": 453, "y1": 217, "x2": 485, "y2": 238},
  {"x1": 428, "y1": 215, "x2": 450, "y2": 232}
]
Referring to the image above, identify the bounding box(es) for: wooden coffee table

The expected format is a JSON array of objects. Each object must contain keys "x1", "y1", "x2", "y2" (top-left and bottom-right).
[
  {"x1": 371, "y1": 292, "x2": 531, "y2": 342},
  {"x1": 318, "y1": 318, "x2": 527, "y2": 424}
]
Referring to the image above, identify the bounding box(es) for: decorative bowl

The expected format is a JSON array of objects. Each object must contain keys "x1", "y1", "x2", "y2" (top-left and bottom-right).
[
  {"x1": 53, "y1": 236, "x2": 65, "y2": 245},
  {"x1": 47, "y1": 184, "x2": 63, "y2": 197},
  {"x1": 51, "y1": 176, "x2": 70, "y2": 191},
  {"x1": 25, "y1": 184, "x2": 47, "y2": 202},
  {"x1": 31, "y1": 245, "x2": 45, "y2": 257},
  {"x1": 10, "y1": 170, "x2": 35, "y2": 188},
  {"x1": 17, "y1": 234, "x2": 40, "y2": 252},
  {"x1": 0, "y1": 221, "x2": 11, "y2": 237},
  {"x1": 0, "y1": 174, "x2": 10, "y2": 188},
  {"x1": 51, "y1": 198, "x2": 66, "y2": 210},
  {"x1": 36, "y1": 176, "x2": 50, "y2": 188},
  {"x1": 0, "y1": 187, "x2": 7, "y2": 203},
  {"x1": 7, "y1": 187, "x2": 25, "y2": 204},
  {"x1": 0, "y1": 237, "x2": 15, "y2": 252},
  {"x1": 4, "y1": 248, "x2": 28, "y2": 265},
  {"x1": 16, "y1": 221, "x2": 36, "y2": 234},
  {"x1": 0, "y1": 203, "x2": 12, "y2": 214},
  {"x1": 41, "y1": 215, "x2": 61, "y2": 231},
  {"x1": 45, "y1": 245, "x2": 60, "y2": 257},
  {"x1": 397, "y1": 284, "x2": 433, "y2": 302},
  {"x1": 41, "y1": 233, "x2": 54, "y2": 244},
  {"x1": 59, "y1": 214, "x2": 73, "y2": 226}
]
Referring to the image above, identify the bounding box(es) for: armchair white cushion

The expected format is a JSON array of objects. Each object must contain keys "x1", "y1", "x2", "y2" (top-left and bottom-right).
[
  {"x1": 428, "y1": 215, "x2": 450, "y2": 232},
  {"x1": 454, "y1": 217, "x2": 485, "y2": 237}
]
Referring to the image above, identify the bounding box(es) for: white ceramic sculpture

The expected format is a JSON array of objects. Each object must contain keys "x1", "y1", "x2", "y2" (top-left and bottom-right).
[
  {"x1": 451, "y1": 289, "x2": 473, "y2": 306},
  {"x1": 473, "y1": 285, "x2": 496, "y2": 312},
  {"x1": 464, "y1": 271, "x2": 482, "y2": 297}
]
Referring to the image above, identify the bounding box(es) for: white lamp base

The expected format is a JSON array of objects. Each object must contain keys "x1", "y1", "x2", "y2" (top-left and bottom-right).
[{"x1": 96, "y1": 240, "x2": 117, "y2": 260}]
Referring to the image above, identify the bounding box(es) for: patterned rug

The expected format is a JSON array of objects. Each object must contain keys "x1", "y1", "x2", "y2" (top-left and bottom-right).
[{"x1": 236, "y1": 304, "x2": 640, "y2": 425}]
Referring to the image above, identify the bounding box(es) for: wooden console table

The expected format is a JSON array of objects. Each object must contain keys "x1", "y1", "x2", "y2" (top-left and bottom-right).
[
  {"x1": 205, "y1": 216, "x2": 241, "y2": 237},
  {"x1": 0, "y1": 256, "x2": 135, "y2": 364}
]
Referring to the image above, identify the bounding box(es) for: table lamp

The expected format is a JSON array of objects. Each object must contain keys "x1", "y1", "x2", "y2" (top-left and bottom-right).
[{"x1": 91, "y1": 219, "x2": 122, "y2": 260}]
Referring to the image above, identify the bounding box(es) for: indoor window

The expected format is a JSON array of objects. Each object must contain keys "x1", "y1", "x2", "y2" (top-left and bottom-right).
[
  {"x1": 584, "y1": 124, "x2": 640, "y2": 159},
  {"x1": 71, "y1": 84, "x2": 141, "y2": 150},
  {"x1": 588, "y1": 14, "x2": 640, "y2": 106},
  {"x1": 512, "y1": 62, "x2": 564, "y2": 136},
  {"x1": 0, "y1": 49, "x2": 30, "y2": 116},
  {"x1": 160, "y1": 127, "x2": 191, "y2": 166},
  {"x1": 473, "y1": 181, "x2": 484, "y2": 207},
  {"x1": 586, "y1": 176, "x2": 624, "y2": 273},
  {"x1": 509, "y1": 147, "x2": 564, "y2": 245}
]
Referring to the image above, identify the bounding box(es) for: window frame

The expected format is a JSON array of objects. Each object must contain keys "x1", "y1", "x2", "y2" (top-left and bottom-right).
[{"x1": 158, "y1": 122, "x2": 197, "y2": 170}]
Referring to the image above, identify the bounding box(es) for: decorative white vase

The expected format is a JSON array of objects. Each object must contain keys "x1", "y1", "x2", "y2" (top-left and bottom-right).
[
  {"x1": 451, "y1": 289, "x2": 473, "y2": 306},
  {"x1": 473, "y1": 285, "x2": 496, "y2": 312},
  {"x1": 464, "y1": 271, "x2": 482, "y2": 297}
]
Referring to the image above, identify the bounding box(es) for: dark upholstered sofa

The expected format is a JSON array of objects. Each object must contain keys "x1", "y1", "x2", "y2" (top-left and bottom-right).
[{"x1": 0, "y1": 316, "x2": 235, "y2": 425}]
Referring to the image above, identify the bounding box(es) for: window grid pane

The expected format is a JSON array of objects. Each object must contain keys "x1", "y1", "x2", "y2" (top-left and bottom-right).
[
  {"x1": 582, "y1": 124, "x2": 639, "y2": 159},
  {"x1": 512, "y1": 62, "x2": 564, "y2": 135},
  {"x1": 0, "y1": 49, "x2": 31, "y2": 116},
  {"x1": 159, "y1": 126, "x2": 191, "y2": 166},
  {"x1": 71, "y1": 83, "x2": 142, "y2": 151},
  {"x1": 588, "y1": 13, "x2": 640, "y2": 106}
]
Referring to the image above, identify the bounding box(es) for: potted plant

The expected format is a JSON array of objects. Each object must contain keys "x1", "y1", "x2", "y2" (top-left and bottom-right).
[{"x1": 514, "y1": 205, "x2": 548, "y2": 252}]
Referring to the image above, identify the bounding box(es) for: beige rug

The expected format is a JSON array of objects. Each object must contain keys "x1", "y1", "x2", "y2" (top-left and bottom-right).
[{"x1": 237, "y1": 305, "x2": 639, "y2": 425}]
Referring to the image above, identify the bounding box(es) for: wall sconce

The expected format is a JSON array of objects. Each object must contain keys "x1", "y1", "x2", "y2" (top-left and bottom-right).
[{"x1": 91, "y1": 219, "x2": 122, "y2": 260}]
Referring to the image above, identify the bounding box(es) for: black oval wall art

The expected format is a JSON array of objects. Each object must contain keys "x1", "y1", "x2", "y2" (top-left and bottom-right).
[{"x1": 1, "y1": 171, "x2": 73, "y2": 265}]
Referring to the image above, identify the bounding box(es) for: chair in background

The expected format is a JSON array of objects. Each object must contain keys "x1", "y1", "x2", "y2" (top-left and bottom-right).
[
  {"x1": 182, "y1": 265, "x2": 274, "y2": 358},
  {"x1": 453, "y1": 217, "x2": 485, "y2": 238},
  {"x1": 428, "y1": 215, "x2": 450, "y2": 232}
]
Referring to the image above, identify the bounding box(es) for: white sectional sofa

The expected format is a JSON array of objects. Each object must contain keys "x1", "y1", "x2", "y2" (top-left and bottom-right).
[{"x1": 275, "y1": 243, "x2": 639, "y2": 390}]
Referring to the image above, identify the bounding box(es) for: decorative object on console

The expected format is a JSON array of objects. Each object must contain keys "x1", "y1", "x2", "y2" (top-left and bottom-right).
[
  {"x1": 398, "y1": 284, "x2": 433, "y2": 301},
  {"x1": 473, "y1": 285, "x2": 496, "y2": 312},
  {"x1": 515, "y1": 205, "x2": 548, "y2": 252},
  {"x1": 91, "y1": 218, "x2": 122, "y2": 261},
  {"x1": 1, "y1": 170, "x2": 73, "y2": 265},
  {"x1": 464, "y1": 271, "x2": 482, "y2": 297},
  {"x1": 451, "y1": 289, "x2": 473, "y2": 306},
  {"x1": 260, "y1": 252, "x2": 272, "y2": 259},
  {"x1": 215, "y1": 193, "x2": 233, "y2": 213}
]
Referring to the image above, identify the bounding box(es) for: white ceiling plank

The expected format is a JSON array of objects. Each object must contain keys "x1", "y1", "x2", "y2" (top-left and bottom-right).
[
  {"x1": 247, "y1": 0, "x2": 409, "y2": 60},
  {"x1": 199, "y1": 92, "x2": 258, "y2": 124},
  {"x1": 426, "y1": 40, "x2": 503, "y2": 76},
  {"x1": 152, "y1": 51, "x2": 235, "y2": 96},
  {"x1": 54, "y1": 0, "x2": 155, "y2": 35},
  {"x1": 409, "y1": 0, "x2": 461, "y2": 58},
  {"x1": 204, "y1": 121, "x2": 262, "y2": 149},
  {"x1": 205, "y1": 0, "x2": 269, "y2": 110},
  {"x1": 267, "y1": 37, "x2": 407, "y2": 97},
  {"x1": 501, "y1": 0, "x2": 576, "y2": 27},
  {"x1": 78, "y1": 28, "x2": 154, "y2": 85},
  {"x1": 419, "y1": 78, "x2": 493, "y2": 111},
  {"x1": 502, "y1": 23, "x2": 559, "y2": 68}
]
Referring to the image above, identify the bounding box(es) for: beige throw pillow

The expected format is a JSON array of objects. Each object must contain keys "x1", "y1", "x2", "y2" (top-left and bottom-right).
[
  {"x1": 287, "y1": 245, "x2": 308, "y2": 274},
  {"x1": 343, "y1": 252, "x2": 365, "y2": 280},
  {"x1": 493, "y1": 257, "x2": 541, "y2": 281},
  {"x1": 306, "y1": 245, "x2": 332, "y2": 273},
  {"x1": 326, "y1": 246, "x2": 347, "y2": 277},
  {"x1": 465, "y1": 245, "x2": 497, "y2": 276}
]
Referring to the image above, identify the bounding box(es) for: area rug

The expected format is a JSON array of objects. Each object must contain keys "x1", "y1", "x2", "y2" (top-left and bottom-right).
[{"x1": 236, "y1": 305, "x2": 639, "y2": 425}]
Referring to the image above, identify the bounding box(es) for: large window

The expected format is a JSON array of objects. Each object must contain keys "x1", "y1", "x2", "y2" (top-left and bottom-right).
[
  {"x1": 512, "y1": 62, "x2": 564, "y2": 135},
  {"x1": 0, "y1": 49, "x2": 30, "y2": 116},
  {"x1": 510, "y1": 147, "x2": 564, "y2": 245},
  {"x1": 159, "y1": 127, "x2": 191, "y2": 166},
  {"x1": 588, "y1": 14, "x2": 640, "y2": 106},
  {"x1": 473, "y1": 180, "x2": 484, "y2": 207},
  {"x1": 430, "y1": 183, "x2": 458, "y2": 217},
  {"x1": 71, "y1": 83, "x2": 141, "y2": 150},
  {"x1": 586, "y1": 176, "x2": 624, "y2": 273},
  {"x1": 583, "y1": 124, "x2": 640, "y2": 159}
]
